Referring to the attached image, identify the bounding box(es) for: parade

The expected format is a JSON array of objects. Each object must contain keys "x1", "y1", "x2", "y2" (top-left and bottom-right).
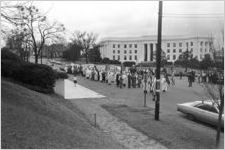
[{"x1": 61, "y1": 63, "x2": 175, "y2": 94}]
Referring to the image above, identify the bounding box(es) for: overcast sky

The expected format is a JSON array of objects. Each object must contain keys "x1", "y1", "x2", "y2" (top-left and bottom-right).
[
  {"x1": 3, "y1": 1, "x2": 218, "y2": 45},
  {"x1": 34, "y1": 1, "x2": 224, "y2": 42}
]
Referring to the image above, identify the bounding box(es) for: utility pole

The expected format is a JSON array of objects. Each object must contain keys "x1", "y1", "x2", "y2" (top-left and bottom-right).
[{"x1": 155, "y1": 1, "x2": 163, "y2": 121}]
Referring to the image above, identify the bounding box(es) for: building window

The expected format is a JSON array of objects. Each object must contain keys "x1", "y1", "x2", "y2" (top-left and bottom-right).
[
  {"x1": 205, "y1": 42, "x2": 208, "y2": 46},
  {"x1": 129, "y1": 55, "x2": 132, "y2": 60},
  {"x1": 124, "y1": 44, "x2": 127, "y2": 48},
  {"x1": 200, "y1": 48, "x2": 202, "y2": 52},
  {"x1": 173, "y1": 49, "x2": 176, "y2": 53},
  {"x1": 205, "y1": 48, "x2": 207, "y2": 52},
  {"x1": 200, "y1": 54, "x2": 202, "y2": 59},
  {"x1": 134, "y1": 44, "x2": 137, "y2": 48},
  {"x1": 179, "y1": 42, "x2": 182, "y2": 47},
  {"x1": 135, "y1": 50, "x2": 137, "y2": 53},
  {"x1": 173, "y1": 55, "x2": 176, "y2": 60},
  {"x1": 179, "y1": 49, "x2": 182, "y2": 53},
  {"x1": 118, "y1": 44, "x2": 120, "y2": 48},
  {"x1": 135, "y1": 55, "x2": 137, "y2": 60},
  {"x1": 200, "y1": 41, "x2": 203, "y2": 46},
  {"x1": 113, "y1": 55, "x2": 115, "y2": 60},
  {"x1": 113, "y1": 50, "x2": 115, "y2": 54},
  {"x1": 190, "y1": 48, "x2": 193, "y2": 52},
  {"x1": 167, "y1": 55, "x2": 170, "y2": 60},
  {"x1": 209, "y1": 42, "x2": 212, "y2": 47},
  {"x1": 167, "y1": 43, "x2": 170, "y2": 47},
  {"x1": 167, "y1": 49, "x2": 170, "y2": 53},
  {"x1": 129, "y1": 50, "x2": 132, "y2": 54},
  {"x1": 118, "y1": 55, "x2": 120, "y2": 60},
  {"x1": 186, "y1": 42, "x2": 189, "y2": 47},
  {"x1": 113, "y1": 44, "x2": 115, "y2": 48},
  {"x1": 124, "y1": 55, "x2": 127, "y2": 60},
  {"x1": 117, "y1": 50, "x2": 120, "y2": 54},
  {"x1": 129, "y1": 44, "x2": 132, "y2": 48},
  {"x1": 173, "y1": 43, "x2": 176, "y2": 47},
  {"x1": 124, "y1": 50, "x2": 127, "y2": 54},
  {"x1": 190, "y1": 42, "x2": 193, "y2": 46}
]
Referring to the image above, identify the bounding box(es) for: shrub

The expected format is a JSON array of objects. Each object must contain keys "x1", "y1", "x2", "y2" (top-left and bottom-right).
[
  {"x1": 14, "y1": 63, "x2": 56, "y2": 91},
  {"x1": 1, "y1": 49, "x2": 59, "y2": 94},
  {"x1": 55, "y1": 71, "x2": 68, "y2": 79},
  {"x1": 1, "y1": 60, "x2": 22, "y2": 77},
  {"x1": 2, "y1": 60, "x2": 57, "y2": 94},
  {"x1": 1, "y1": 48, "x2": 23, "y2": 63},
  {"x1": 123, "y1": 61, "x2": 136, "y2": 67}
]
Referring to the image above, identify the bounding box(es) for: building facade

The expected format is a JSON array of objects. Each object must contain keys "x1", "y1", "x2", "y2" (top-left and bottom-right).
[{"x1": 99, "y1": 35, "x2": 213, "y2": 63}]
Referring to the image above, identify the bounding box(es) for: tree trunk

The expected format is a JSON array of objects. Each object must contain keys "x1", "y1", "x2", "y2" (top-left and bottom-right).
[
  {"x1": 86, "y1": 54, "x2": 88, "y2": 64},
  {"x1": 35, "y1": 54, "x2": 38, "y2": 64},
  {"x1": 216, "y1": 87, "x2": 224, "y2": 148}
]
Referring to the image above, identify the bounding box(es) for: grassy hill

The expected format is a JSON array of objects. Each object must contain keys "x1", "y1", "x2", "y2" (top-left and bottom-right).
[{"x1": 1, "y1": 78, "x2": 122, "y2": 149}]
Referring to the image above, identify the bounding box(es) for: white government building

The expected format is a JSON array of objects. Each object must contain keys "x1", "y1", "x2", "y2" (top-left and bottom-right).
[{"x1": 99, "y1": 35, "x2": 213, "y2": 63}]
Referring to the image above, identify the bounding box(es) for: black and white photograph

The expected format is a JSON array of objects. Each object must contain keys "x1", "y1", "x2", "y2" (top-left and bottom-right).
[{"x1": 1, "y1": 0, "x2": 224, "y2": 149}]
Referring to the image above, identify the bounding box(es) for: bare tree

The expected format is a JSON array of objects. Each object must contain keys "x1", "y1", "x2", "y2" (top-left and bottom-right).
[
  {"x1": 201, "y1": 25, "x2": 224, "y2": 148},
  {"x1": 1, "y1": 1, "x2": 31, "y2": 35},
  {"x1": 71, "y1": 31, "x2": 97, "y2": 63},
  {"x1": 7, "y1": 4, "x2": 65, "y2": 64}
]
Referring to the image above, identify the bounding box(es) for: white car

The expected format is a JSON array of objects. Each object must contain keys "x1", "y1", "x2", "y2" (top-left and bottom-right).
[{"x1": 177, "y1": 100, "x2": 224, "y2": 127}]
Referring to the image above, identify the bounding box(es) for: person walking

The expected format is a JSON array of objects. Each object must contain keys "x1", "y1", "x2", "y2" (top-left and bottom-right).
[
  {"x1": 161, "y1": 74, "x2": 168, "y2": 92},
  {"x1": 188, "y1": 71, "x2": 193, "y2": 87},
  {"x1": 179, "y1": 72, "x2": 183, "y2": 80},
  {"x1": 171, "y1": 71, "x2": 175, "y2": 86},
  {"x1": 116, "y1": 72, "x2": 120, "y2": 87},
  {"x1": 73, "y1": 75, "x2": 77, "y2": 87},
  {"x1": 128, "y1": 72, "x2": 131, "y2": 88}
]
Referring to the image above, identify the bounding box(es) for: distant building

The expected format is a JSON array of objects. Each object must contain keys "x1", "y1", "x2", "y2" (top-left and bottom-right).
[{"x1": 99, "y1": 35, "x2": 213, "y2": 63}]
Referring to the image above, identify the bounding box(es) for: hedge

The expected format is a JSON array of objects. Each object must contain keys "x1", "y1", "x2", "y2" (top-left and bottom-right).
[
  {"x1": 55, "y1": 71, "x2": 68, "y2": 79},
  {"x1": 1, "y1": 50, "x2": 57, "y2": 94},
  {"x1": 1, "y1": 48, "x2": 23, "y2": 63}
]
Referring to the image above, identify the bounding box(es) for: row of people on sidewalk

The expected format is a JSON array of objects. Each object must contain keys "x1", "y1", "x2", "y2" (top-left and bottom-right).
[{"x1": 80, "y1": 67, "x2": 175, "y2": 93}]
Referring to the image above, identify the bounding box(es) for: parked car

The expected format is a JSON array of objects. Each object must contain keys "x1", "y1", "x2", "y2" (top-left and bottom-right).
[{"x1": 177, "y1": 100, "x2": 224, "y2": 127}]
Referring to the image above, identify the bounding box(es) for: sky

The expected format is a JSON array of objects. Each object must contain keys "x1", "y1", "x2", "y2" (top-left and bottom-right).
[
  {"x1": 1, "y1": 1, "x2": 224, "y2": 46},
  {"x1": 34, "y1": 1, "x2": 224, "y2": 43}
]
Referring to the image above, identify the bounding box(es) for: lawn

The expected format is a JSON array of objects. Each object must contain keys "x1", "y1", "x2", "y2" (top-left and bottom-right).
[
  {"x1": 1, "y1": 78, "x2": 123, "y2": 149},
  {"x1": 102, "y1": 104, "x2": 222, "y2": 149}
]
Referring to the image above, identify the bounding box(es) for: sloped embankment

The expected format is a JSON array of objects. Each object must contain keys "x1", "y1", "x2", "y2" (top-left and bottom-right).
[{"x1": 1, "y1": 78, "x2": 122, "y2": 149}]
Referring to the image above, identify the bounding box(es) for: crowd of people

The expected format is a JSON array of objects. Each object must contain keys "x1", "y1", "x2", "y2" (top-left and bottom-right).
[
  {"x1": 55, "y1": 61, "x2": 223, "y2": 91},
  {"x1": 186, "y1": 69, "x2": 223, "y2": 87},
  {"x1": 62, "y1": 63, "x2": 177, "y2": 94}
]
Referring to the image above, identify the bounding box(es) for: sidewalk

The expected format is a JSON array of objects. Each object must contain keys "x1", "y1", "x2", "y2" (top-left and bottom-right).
[{"x1": 64, "y1": 79, "x2": 105, "y2": 99}]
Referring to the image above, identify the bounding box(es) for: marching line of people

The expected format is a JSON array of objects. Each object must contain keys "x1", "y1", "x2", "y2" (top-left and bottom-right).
[{"x1": 63, "y1": 64, "x2": 174, "y2": 94}]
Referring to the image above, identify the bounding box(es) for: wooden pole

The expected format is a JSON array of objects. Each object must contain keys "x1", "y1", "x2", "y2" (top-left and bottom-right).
[{"x1": 155, "y1": 1, "x2": 163, "y2": 120}]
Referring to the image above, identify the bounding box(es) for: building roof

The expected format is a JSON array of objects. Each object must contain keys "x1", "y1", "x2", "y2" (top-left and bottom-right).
[{"x1": 100, "y1": 35, "x2": 212, "y2": 43}]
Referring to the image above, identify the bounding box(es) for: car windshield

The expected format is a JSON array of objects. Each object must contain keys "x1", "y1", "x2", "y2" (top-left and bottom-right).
[{"x1": 195, "y1": 104, "x2": 219, "y2": 114}]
